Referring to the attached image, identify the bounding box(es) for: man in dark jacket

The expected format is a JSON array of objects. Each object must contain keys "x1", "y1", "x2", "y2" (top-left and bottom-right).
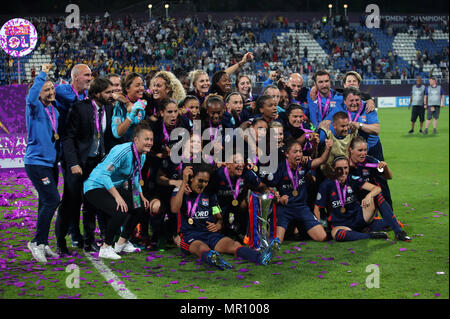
[{"x1": 56, "y1": 77, "x2": 119, "y2": 254}]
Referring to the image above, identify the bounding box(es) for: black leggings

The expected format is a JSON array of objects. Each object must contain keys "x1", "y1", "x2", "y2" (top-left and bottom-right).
[{"x1": 84, "y1": 187, "x2": 144, "y2": 246}]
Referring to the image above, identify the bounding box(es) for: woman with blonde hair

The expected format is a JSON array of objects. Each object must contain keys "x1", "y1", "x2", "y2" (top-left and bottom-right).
[
  {"x1": 150, "y1": 71, "x2": 186, "y2": 103},
  {"x1": 187, "y1": 69, "x2": 211, "y2": 106},
  {"x1": 140, "y1": 71, "x2": 187, "y2": 123}
]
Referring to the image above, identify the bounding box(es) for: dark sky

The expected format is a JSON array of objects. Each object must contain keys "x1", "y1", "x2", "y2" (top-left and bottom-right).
[{"x1": 2, "y1": 0, "x2": 449, "y2": 15}]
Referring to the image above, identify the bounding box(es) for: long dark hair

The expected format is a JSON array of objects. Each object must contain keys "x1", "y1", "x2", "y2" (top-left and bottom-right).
[{"x1": 210, "y1": 70, "x2": 228, "y2": 97}]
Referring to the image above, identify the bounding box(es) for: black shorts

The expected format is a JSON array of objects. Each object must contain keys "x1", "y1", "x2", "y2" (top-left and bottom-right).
[
  {"x1": 426, "y1": 106, "x2": 440, "y2": 120},
  {"x1": 411, "y1": 105, "x2": 425, "y2": 122}
]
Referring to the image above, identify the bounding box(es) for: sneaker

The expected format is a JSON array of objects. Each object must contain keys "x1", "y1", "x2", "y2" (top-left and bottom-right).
[
  {"x1": 395, "y1": 231, "x2": 412, "y2": 242},
  {"x1": 27, "y1": 241, "x2": 47, "y2": 263},
  {"x1": 114, "y1": 241, "x2": 139, "y2": 253},
  {"x1": 99, "y1": 245, "x2": 121, "y2": 259},
  {"x1": 423, "y1": 128, "x2": 428, "y2": 135},
  {"x1": 207, "y1": 250, "x2": 232, "y2": 270},
  {"x1": 368, "y1": 231, "x2": 388, "y2": 240},
  {"x1": 419, "y1": 129, "x2": 423, "y2": 133},
  {"x1": 56, "y1": 242, "x2": 70, "y2": 256},
  {"x1": 433, "y1": 128, "x2": 437, "y2": 134},
  {"x1": 44, "y1": 245, "x2": 60, "y2": 258},
  {"x1": 408, "y1": 129, "x2": 414, "y2": 134}
]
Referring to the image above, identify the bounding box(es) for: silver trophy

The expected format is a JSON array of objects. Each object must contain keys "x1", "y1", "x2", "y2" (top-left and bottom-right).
[{"x1": 247, "y1": 190, "x2": 276, "y2": 250}]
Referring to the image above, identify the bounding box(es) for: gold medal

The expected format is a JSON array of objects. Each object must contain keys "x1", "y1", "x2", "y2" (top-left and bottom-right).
[
  {"x1": 292, "y1": 190, "x2": 298, "y2": 196},
  {"x1": 232, "y1": 199, "x2": 239, "y2": 206},
  {"x1": 54, "y1": 133, "x2": 59, "y2": 140},
  {"x1": 97, "y1": 132, "x2": 101, "y2": 139},
  {"x1": 188, "y1": 218, "x2": 194, "y2": 225},
  {"x1": 139, "y1": 179, "x2": 144, "y2": 186},
  {"x1": 252, "y1": 165, "x2": 258, "y2": 172},
  {"x1": 340, "y1": 207, "x2": 346, "y2": 213}
]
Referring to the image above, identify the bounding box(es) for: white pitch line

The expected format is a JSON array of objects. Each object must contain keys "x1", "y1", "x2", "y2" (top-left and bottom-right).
[{"x1": 83, "y1": 252, "x2": 137, "y2": 299}]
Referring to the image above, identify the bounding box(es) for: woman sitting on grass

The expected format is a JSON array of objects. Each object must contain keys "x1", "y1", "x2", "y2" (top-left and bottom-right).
[
  {"x1": 313, "y1": 156, "x2": 411, "y2": 242},
  {"x1": 170, "y1": 164, "x2": 278, "y2": 270}
]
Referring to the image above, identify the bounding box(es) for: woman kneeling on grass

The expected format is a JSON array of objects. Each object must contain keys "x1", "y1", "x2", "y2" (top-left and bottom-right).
[
  {"x1": 83, "y1": 122, "x2": 153, "y2": 259},
  {"x1": 170, "y1": 164, "x2": 278, "y2": 270},
  {"x1": 313, "y1": 156, "x2": 411, "y2": 242}
]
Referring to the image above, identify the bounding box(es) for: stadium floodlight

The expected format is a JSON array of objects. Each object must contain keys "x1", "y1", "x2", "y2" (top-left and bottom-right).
[
  {"x1": 165, "y1": 3, "x2": 169, "y2": 19},
  {"x1": 148, "y1": 4, "x2": 152, "y2": 20},
  {"x1": 328, "y1": 4, "x2": 333, "y2": 17}
]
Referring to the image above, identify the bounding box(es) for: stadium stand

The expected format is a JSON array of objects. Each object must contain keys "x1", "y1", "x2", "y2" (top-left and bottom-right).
[{"x1": 0, "y1": 14, "x2": 448, "y2": 87}]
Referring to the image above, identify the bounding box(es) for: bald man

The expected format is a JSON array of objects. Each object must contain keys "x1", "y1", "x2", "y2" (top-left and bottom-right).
[
  {"x1": 55, "y1": 64, "x2": 92, "y2": 129},
  {"x1": 54, "y1": 63, "x2": 92, "y2": 249},
  {"x1": 286, "y1": 73, "x2": 308, "y2": 104}
]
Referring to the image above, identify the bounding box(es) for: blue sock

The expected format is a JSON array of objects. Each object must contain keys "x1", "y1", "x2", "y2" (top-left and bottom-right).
[
  {"x1": 368, "y1": 219, "x2": 389, "y2": 231},
  {"x1": 376, "y1": 194, "x2": 401, "y2": 234},
  {"x1": 235, "y1": 246, "x2": 260, "y2": 263},
  {"x1": 335, "y1": 229, "x2": 371, "y2": 242},
  {"x1": 200, "y1": 250, "x2": 211, "y2": 264}
]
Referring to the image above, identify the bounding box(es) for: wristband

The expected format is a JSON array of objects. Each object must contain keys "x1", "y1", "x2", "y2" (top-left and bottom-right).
[{"x1": 126, "y1": 112, "x2": 135, "y2": 122}]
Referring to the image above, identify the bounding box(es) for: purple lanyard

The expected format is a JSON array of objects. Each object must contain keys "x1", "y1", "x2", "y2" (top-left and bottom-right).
[
  {"x1": 209, "y1": 121, "x2": 219, "y2": 142},
  {"x1": 357, "y1": 162, "x2": 379, "y2": 168},
  {"x1": 286, "y1": 159, "x2": 299, "y2": 191},
  {"x1": 317, "y1": 92, "x2": 331, "y2": 122},
  {"x1": 91, "y1": 100, "x2": 105, "y2": 138},
  {"x1": 177, "y1": 156, "x2": 189, "y2": 176},
  {"x1": 162, "y1": 121, "x2": 170, "y2": 144},
  {"x1": 43, "y1": 104, "x2": 57, "y2": 136},
  {"x1": 335, "y1": 180, "x2": 347, "y2": 208},
  {"x1": 187, "y1": 194, "x2": 201, "y2": 219},
  {"x1": 71, "y1": 84, "x2": 88, "y2": 101},
  {"x1": 131, "y1": 143, "x2": 143, "y2": 186},
  {"x1": 224, "y1": 167, "x2": 242, "y2": 201},
  {"x1": 347, "y1": 101, "x2": 364, "y2": 122}
]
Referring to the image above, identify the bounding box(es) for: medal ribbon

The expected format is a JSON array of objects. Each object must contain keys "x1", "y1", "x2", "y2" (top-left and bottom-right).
[
  {"x1": 187, "y1": 194, "x2": 201, "y2": 219},
  {"x1": 317, "y1": 91, "x2": 331, "y2": 122},
  {"x1": 43, "y1": 104, "x2": 58, "y2": 137},
  {"x1": 335, "y1": 180, "x2": 348, "y2": 210},
  {"x1": 131, "y1": 143, "x2": 143, "y2": 187},
  {"x1": 224, "y1": 166, "x2": 242, "y2": 201},
  {"x1": 162, "y1": 121, "x2": 170, "y2": 144},
  {"x1": 347, "y1": 101, "x2": 364, "y2": 122},
  {"x1": 357, "y1": 162, "x2": 379, "y2": 168},
  {"x1": 71, "y1": 84, "x2": 88, "y2": 101},
  {"x1": 285, "y1": 159, "x2": 299, "y2": 193},
  {"x1": 209, "y1": 121, "x2": 219, "y2": 142},
  {"x1": 91, "y1": 100, "x2": 105, "y2": 138}
]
